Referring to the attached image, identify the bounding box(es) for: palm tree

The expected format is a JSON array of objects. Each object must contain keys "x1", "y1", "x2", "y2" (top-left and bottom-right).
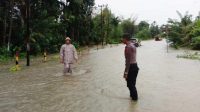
[{"x1": 176, "y1": 11, "x2": 193, "y2": 45}]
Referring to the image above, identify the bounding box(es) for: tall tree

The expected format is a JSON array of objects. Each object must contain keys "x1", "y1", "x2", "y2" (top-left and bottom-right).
[
  {"x1": 150, "y1": 21, "x2": 160, "y2": 38},
  {"x1": 121, "y1": 18, "x2": 136, "y2": 36}
]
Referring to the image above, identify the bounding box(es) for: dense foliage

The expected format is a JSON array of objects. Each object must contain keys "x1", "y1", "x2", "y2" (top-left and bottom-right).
[
  {"x1": 0, "y1": 0, "x2": 158, "y2": 60},
  {"x1": 1, "y1": 1, "x2": 199, "y2": 61},
  {"x1": 0, "y1": 0, "x2": 123, "y2": 58},
  {"x1": 164, "y1": 11, "x2": 200, "y2": 50},
  {"x1": 120, "y1": 19, "x2": 161, "y2": 40},
  {"x1": 2, "y1": 0, "x2": 96, "y2": 51}
]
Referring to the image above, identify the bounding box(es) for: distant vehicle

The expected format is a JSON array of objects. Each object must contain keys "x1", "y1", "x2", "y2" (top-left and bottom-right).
[
  {"x1": 155, "y1": 36, "x2": 162, "y2": 41},
  {"x1": 130, "y1": 38, "x2": 141, "y2": 47}
]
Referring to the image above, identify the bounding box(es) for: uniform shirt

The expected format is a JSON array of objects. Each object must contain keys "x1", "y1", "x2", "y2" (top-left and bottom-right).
[
  {"x1": 124, "y1": 42, "x2": 137, "y2": 74},
  {"x1": 60, "y1": 44, "x2": 78, "y2": 64}
]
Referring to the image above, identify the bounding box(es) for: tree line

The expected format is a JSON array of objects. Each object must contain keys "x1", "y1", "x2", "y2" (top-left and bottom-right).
[
  {"x1": 1, "y1": 0, "x2": 199, "y2": 62},
  {"x1": 162, "y1": 11, "x2": 200, "y2": 50},
  {"x1": 0, "y1": 0, "x2": 160, "y2": 61},
  {"x1": 0, "y1": 0, "x2": 97, "y2": 56}
]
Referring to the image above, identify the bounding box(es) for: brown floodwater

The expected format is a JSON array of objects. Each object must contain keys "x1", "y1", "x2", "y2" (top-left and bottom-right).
[{"x1": 0, "y1": 40, "x2": 200, "y2": 112}]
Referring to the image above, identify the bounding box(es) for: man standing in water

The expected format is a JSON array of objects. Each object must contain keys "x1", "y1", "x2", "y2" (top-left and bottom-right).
[
  {"x1": 60, "y1": 37, "x2": 78, "y2": 75},
  {"x1": 122, "y1": 34, "x2": 139, "y2": 101}
]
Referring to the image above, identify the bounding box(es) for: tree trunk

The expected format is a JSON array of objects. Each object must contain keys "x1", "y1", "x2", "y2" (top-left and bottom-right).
[
  {"x1": 71, "y1": 27, "x2": 75, "y2": 40},
  {"x1": 20, "y1": 15, "x2": 25, "y2": 28},
  {"x1": 106, "y1": 11, "x2": 110, "y2": 44},
  {"x1": 3, "y1": 9, "x2": 7, "y2": 46},
  {"x1": 7, "y1": 0, "x2": 14, "y2": 51}
]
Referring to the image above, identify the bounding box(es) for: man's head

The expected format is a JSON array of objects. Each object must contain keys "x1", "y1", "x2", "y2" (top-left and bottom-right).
[
  {"x1": 65, "y1": 37, "x2": 71, "y2": 44},
  {"x1": 122, "y1": 33, "x2": 131, "y2": 44}
]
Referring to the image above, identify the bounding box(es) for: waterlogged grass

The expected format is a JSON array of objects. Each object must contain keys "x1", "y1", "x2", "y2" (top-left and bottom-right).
[{"x1": 177, "y1": 51, "x2": 200, "y2": 60}]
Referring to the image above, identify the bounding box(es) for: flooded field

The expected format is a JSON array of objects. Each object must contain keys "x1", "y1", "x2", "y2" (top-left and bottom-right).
[{"x1": 0, "y1": 40, "x2": 200, "y2": 112}]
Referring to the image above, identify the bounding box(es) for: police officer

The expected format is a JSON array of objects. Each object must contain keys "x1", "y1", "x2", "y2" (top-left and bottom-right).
[{"x1": 122, "y1": 34, "x2": 139, "y2": 101}]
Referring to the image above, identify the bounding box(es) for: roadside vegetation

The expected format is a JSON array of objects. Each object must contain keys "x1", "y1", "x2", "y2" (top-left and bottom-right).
[
  {"x1": 0, "y1": 0, "x2": 161, "y2": 62},
  {"x1": 163, "y1": 11, "x2": 200, "y2": 50},
  {"x1": 0, "y1": 1, "x2": 199, "y2": 62}
]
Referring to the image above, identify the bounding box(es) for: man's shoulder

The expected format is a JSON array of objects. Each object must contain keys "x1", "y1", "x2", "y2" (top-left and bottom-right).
[
  {"x1": 129, "y1": 43, "x2": 136, "y2": 48},
  {"x1": 69, "y1": 44, "x2": 75, "y2": 48},
  {"x1": 125, "y1": 44, "x2": 136, "y2": 51},
  {"x1": 61, "y1": 44, "x2": 66, "y2": 47},
  {"x1": 126, "y1": 44, "x2": 134, "y2": 48}
]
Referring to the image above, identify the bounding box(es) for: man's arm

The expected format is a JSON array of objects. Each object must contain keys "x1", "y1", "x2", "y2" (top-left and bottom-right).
[
  {"x1": 60, "y1": 45, "x2": 64, "y2": 63},
  {"x1": 73, "y1": 45, "x2": 78, "y2": 61},
  {"x1": 124, "y1": 46, "x2": 131, "y2": 77}
]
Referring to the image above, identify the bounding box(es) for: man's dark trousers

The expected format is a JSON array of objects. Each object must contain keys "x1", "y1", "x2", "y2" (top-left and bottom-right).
[{"x1": 127, "y1": 63, "x2": 139, "y2": 100}]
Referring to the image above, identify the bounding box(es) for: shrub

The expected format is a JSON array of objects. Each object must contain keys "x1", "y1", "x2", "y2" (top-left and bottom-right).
[
  {"x1": 191, "y1": 36, "x2": 200, "y2": 50},
  {"x1": 136, "y1": 28, "x2": 151, "y2": 40},
  {"x1": 0, "y1": 47, "x2": 11, "y2": 62}
]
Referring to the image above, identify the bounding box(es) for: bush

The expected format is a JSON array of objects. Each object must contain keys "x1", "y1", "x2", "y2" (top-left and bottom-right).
[
  {"x1": 136, "y1": 28, "x2": 151, "y2": 40},
  {"x1": 108, "y1": 39, "x2": 120, "y2": 44},
  {"x1": 0, "y1": 47, "x2": 11, "y2": 62},
  {"x1": 72, "y1": 42, "x2": 80, "y2": 49},
  {"x1": 191, "y1": 36, "x2": 200, "y2": 50}
]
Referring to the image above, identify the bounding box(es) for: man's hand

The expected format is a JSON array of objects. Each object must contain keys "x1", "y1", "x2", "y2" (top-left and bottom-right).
[
  {"x1": 124, "y1": 74, "x2": 128, "y2": 80},
  {"x1": 60, "y1": 60, "x2": 64, "y2": 64}
]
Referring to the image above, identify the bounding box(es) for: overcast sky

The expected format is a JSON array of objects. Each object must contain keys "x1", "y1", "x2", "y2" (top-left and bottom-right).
[{"x1": 95, "y1": 0, "x2": 200, "y2": 25}]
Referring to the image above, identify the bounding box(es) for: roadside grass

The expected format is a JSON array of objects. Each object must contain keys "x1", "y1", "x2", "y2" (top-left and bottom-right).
[{"x1": 177, "y1": 51, "x2": 200, "y2": 60}]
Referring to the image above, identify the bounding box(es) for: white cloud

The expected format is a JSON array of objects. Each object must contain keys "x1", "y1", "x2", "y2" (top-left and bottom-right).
[{"x1": 95, "y1": 0, "x2": 200, "y2": 25}]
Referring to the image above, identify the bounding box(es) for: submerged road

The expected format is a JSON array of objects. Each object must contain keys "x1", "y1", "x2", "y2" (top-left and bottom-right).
[{"x1": 0, "y1": 40, "x2": 200, "y2": 112}]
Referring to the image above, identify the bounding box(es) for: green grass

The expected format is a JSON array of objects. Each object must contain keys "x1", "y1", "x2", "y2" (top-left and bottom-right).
[{"x1": 177, "y1": 51, "x2": 200, "y2": 60}]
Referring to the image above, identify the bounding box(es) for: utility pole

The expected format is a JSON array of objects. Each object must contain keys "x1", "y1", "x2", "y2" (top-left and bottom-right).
[
  {"x1": 90, "y1": 6, "x2": 99, "y2": 50},
  {"x1": 26, "y1": 0, "x2": 30, "y2": 66},
  {"x1": 99, "y1": 5, "x2": 103, "y2": 46},
  {"x1": 106, "y1": 9, "x2": 111, "y2": 45},
  {"x1": 98, "y1": 4, "x2": 107, "y2": 47},
  {"x1": 165, "y1": 25, "x2": 169, "y2": 53}
]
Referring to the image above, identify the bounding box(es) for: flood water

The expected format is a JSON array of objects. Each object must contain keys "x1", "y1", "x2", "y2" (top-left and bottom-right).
[{"x1": 0, "y1": 40, "x2": 200, "y2": 112}]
